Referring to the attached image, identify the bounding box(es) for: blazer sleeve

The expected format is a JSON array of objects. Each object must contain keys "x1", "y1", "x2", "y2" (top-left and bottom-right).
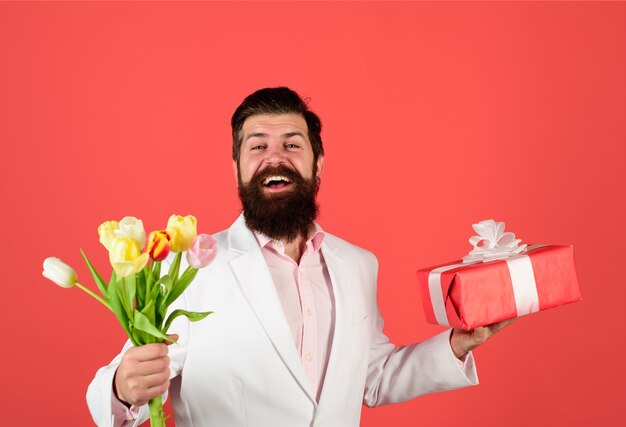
[
  {"x1": 86, "y1": 294, "x2": 190, "y2": 427},
  {"x1": 362, "y1": 264, "x2": 478, "y2": 407}
]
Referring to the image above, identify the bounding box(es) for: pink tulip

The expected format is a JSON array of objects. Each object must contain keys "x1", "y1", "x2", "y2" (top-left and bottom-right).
[{"x1": 186, "y1": 234, "x2": 217, "y2": 269}]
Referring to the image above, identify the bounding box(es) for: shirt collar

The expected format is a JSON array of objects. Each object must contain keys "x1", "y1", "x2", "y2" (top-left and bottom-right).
[{"x1": 253, "y1": 223, "x2": 326, "y2": 253}]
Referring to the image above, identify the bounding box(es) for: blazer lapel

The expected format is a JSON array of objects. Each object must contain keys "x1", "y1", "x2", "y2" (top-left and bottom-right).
[
  {"x1": 317, "y1": 238, "x2": 353, "y2": 408},
  {"x1": 226, "y1": 214, "x2": 316, "y2": 404}
]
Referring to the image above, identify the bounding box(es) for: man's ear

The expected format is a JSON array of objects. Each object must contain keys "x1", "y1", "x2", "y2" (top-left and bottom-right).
[{"x1": 316, "y1": 155, "x2": 325, "y2": 179}]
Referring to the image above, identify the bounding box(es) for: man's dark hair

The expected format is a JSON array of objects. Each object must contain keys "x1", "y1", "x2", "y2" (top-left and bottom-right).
[{"x1": 231, "y1": 87, "x2": 324, "y2": 163}]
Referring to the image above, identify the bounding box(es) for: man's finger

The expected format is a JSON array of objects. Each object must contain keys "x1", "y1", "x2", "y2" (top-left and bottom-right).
[
  {"x1": 471, "y1": 326, "x2": 488, "y2": 343},
  {"x1": 127, "y1": 344, "x2": 169, "y2": 362},
  {"x1": 488, "y1": 318, "x2": 517, "y2": 333},
  {"x1": 138, "y1": 369, "x2": 171, "y2": 389},
  {"x1": 132, "y1": 357, "x2": 170, "y2": 376},
  {"x1": 166, "y1": 334, "x2": 179, "y2": 345}
]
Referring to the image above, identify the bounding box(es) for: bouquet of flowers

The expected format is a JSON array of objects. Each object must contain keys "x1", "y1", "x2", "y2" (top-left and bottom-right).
[{"x1": 42, "y1": 214, "x2": 217, "y2": 427}]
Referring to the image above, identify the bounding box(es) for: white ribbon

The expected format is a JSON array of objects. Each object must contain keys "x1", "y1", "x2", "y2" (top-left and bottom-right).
[
  {"x1": 427, "y1": 262, "x2": 468, "y2": 326},
  {"x1": 505, "y1": 255, "x2": 539, "y2": 316},
  {"x1": 462, "y1": 219, "x2": 527, "y2": 263},
  {"x1": 427, "y1": 220, "x2": 541, "y2": 326}
]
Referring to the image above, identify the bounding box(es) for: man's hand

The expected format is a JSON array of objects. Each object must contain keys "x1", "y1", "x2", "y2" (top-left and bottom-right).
[
  {"x1": 113, "y1": 335, "x2": 178, "y2": 407},
  {"x1": 450, "y1": 319, "x2": 515, "y2": 359}
]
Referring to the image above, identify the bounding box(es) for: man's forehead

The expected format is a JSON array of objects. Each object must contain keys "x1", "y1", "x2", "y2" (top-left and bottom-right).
[{"x1": 242, "y1": 113, "x2": 308, "y2": 137}]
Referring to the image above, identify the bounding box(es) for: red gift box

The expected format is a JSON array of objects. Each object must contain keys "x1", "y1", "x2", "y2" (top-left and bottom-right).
[{"x1": 417, "y1": 244, "x2": 582, "y2": 329}]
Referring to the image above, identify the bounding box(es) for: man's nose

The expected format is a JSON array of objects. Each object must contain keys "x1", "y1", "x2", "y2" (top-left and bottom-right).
[{"x1": 263, "y1": 145, "x2": 287, "y2": 166}]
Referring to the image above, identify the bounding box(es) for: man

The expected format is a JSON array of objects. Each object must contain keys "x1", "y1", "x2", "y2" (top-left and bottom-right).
[{"x1": 87, "y1": 87, "x2": 511, "y2": 427}]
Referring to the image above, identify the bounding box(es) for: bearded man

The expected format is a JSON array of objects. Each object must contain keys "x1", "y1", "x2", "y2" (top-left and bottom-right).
[{"x1": 87, "y1": 87, "x2": 510, "y2": 427}]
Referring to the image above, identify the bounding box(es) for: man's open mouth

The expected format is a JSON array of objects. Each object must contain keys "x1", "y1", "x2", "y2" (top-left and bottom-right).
[{"x1": 262, "y1": 175, "x2": 293, "y2": 189}]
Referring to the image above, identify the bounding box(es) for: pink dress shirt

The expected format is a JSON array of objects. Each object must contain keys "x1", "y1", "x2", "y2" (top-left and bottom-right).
[{"x1": 254, "y1": 224, "x2": 334, "y2": 402}]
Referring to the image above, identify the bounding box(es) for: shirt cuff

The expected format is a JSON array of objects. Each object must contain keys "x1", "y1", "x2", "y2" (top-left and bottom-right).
[
  {"x1": 447, "y1": 329, "x2": 477, "y2": 381},
  {"x1": 456, "y1": 352, "x2": 468, "y2": 369},
  {"x1": 110, "y1": 388, "x2": 140, "y2": 422}
]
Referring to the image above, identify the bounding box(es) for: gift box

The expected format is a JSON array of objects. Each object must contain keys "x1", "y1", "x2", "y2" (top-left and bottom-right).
[{"x1": 416, "y1": 220, "x2": 582, "y2": 329}]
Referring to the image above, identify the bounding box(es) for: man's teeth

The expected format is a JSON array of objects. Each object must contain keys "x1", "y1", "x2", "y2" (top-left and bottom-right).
[{"x1": 263, "y1": 176, "x2": 292, "y2": 185}]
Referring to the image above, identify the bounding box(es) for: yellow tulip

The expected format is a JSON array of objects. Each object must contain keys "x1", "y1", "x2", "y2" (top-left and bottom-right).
[
  {"x1": 115, "y1": 216, "x2": 146, "y2": 250},
  {"x1": 98, "y1": 220, "x2": 119, "y2": 251},
  {"x1": 166, "y1": 215, "x2": 197, "y2": 252},
  {"x1": 109, "y1": 237, "x2": 149, "y2": 277}
]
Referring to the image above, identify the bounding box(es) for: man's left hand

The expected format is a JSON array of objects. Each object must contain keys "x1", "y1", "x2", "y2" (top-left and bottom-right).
[{"x1": 450, "y1": 318, "x2": 516, "y2": 359}]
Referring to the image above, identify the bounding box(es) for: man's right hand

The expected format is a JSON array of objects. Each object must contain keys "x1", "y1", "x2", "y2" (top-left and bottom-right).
[{"x1": 113, "y1": 335, "x2": 178, "y2": 407}]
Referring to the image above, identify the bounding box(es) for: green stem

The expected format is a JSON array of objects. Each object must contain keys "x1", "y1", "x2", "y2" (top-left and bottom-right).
[
  {"x1": 74, "y1": 282, "x2": 111, "y2": 310},
  {"x1": 120, "y1": 276, "x2": 133, "y2": 321},
  {"x1": 148, "y1": 395, "x2": 166, "y2": 427}
]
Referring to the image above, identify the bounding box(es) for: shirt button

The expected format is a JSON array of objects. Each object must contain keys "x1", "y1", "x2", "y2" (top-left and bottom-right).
[
  {"x1": 306, "y1": 308, "x2": 313, "y2": 316},
  {"x1": 305, "y1": 353, "x2": 313, "y2": 362}
]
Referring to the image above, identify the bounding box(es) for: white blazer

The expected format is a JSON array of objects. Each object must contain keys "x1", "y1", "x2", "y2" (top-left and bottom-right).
[{"x1": 87, "y1": 214, "x2": 477, "y2": 427}]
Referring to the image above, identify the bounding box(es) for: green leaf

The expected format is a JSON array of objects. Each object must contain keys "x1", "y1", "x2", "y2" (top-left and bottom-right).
[
  {"x1": 131, "y1": 327, "x2": 152, "y2": 345},
  {"x1": 133, "y1": 310, "x2": 175, "y2": 343},
  {"x1": 107, "y1": 275, "x2": 138, "y2": 346},
  {"x1": 80, "y1": 248, "x2": 108, "y2": 298},
  {"x1": 156, "y1": 274, "x2": 173, "y2": 290},
  {"x1": 144, "y1": 266, "x2": 154, "y2": 308},
  {"x1": 135, "y1": 269, "x2": 147, "y2": 310},
  {"x1": 169, "y1": 252, "x2": 182, "y2": 282},
  {"x1": 165, "y1": 267, "x2": 198, "y2": 307},
  {"x1": 140, "y1": 299, "x2": 156, "y2": 326},
  {"x1": 152, "y1": 261, "x2": 161, "y2": 281},
  {"x1": 109, "y1": 271, "x2": 117, "y2": 287},
  {"x1": 163, "y1": 309, "x2": 213, "y2": 334},
  {"x1": 149, "y1": 280, "x2": 164, "y2": 301},
  {"x1": 140, "y1": 299, "x2": 159, "y2": 339},
  {"x1": 116, "y1": 276, "x2": 133, "y2": 322},
  {"x1": 124, "y1": 274, "x2": 136, "y2": 312}
]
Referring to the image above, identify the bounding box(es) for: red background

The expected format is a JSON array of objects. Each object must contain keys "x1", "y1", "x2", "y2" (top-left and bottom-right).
[{"x1": 1, "y1": 2, "x2": 624, "y2": 426}]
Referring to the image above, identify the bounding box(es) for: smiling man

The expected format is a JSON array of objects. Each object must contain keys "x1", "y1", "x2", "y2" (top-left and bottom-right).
[
  {"x1": 236, "y1": 111, "x2": 323, "y2": 252},
  {"x1": 87, "y1": 87, "x2": 510, "y2": 427}
]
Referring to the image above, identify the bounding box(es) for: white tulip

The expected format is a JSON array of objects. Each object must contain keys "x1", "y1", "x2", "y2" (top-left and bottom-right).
[
  {"x1": 42, "y1": 257, "x2": 77, "y2": 288},
  {"x1": 114, "y1": 216, "x2": 146, "y2": 249}
]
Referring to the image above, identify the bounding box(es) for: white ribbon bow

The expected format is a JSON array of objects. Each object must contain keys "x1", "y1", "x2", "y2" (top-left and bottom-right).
[{"x1": 462, "y1": 219, "x2": 527, "y2": 263}]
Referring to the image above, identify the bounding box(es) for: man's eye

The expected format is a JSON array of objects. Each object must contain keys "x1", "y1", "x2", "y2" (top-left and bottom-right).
[
  {"x1": 251, "y1": 145, "x2": 265, "y2": 150},
  {"x1": 285, "y1": 143, "x2": 299, "y2": 149}
]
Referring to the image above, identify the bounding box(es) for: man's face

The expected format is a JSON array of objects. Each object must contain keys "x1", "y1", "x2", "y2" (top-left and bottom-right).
[
  {"x1": 236, "y1": 113, "x2": 323, "y2": 191},
  {"x1": 234, "y1": 113, "x2": 325, "y2": 241}
]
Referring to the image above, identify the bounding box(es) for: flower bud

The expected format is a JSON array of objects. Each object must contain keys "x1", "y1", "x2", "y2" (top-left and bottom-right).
[
  {"x1": 166, "y1": 215, "x2": 197, "y2": 252},
  {"x1": 146, "y1": 230, "x2": 171, "y2": 262},
  {"x1": 42, "y1": 257, "x2": 77, "y2": 288},
  {"x1": 186, "y1": 234, "x2": 217, "y2": 269},
  {"x1": 109, "y1": 237, "x2": 149, "y2": 277}
]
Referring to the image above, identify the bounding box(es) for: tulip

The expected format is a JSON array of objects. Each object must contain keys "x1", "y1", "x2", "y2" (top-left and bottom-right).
[
  {"x1": 42, "y1": 257, "x2": 77, "y2": 288},
  {"x1": 114, "y1": 216, "x2": 147, "y2": 250},
  {"x1": 146, "y1": 230, "x2": 171, "y2": 262},
  {"x1": 43, "y1": 256, "x2": 111, "y2": 308},
  {"x1": 166, "y1": 215, "x2": 197, "y2": 252},
  {"x1": 98, "y1": 221, "x2": 119, "y2": 251},
  {"x1": 186, "y1": 234, "x2": 217, "y2": 269},
  {"x1": 109, "y1": 237, "x2": 149, "y2": 277}
]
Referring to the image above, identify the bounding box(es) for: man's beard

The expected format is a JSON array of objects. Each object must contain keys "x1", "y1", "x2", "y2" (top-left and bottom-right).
[{"x1": 238, "y1": 164, "x2": 319, "y2": 242}]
